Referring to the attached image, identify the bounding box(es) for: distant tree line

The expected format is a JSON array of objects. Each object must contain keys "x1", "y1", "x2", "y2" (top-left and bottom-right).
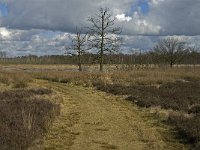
[{"x1": 0, "y1": 50, "x2": 199, "y2": 67}]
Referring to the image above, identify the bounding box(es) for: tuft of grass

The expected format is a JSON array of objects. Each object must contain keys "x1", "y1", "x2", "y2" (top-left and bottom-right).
[
  {"x1": 13, "y1": 80, "x2": 28, "y2": 88},
  {"x1": 0, "y1": 72, "x2": 32, "y2": 88}
]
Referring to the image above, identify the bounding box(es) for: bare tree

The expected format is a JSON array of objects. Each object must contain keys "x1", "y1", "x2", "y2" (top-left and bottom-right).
[
  {"x1": 65, "y1": 29, "x2": 89, "y2": 71},
  {"x1": 153, "y1": 37, "x2": 186, "y2": 68},
  {"x1": 88, "y1": 8, "x2": 121, "y2": 71}
]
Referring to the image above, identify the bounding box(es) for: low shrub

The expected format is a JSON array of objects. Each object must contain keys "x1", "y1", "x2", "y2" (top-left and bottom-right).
[
  {"x1": 168, "y1": 114, "x2": 200, "y2": 149},
  {"x1": 0, "y1": 88, "x2": 60, "y2": 150},
  {"x1": 95, "y1": 79, "x2": 200, "y2": 112},
  {"x1": 0, "y1": 88, "x2": 52, "y2": 100},
  {"x1": 188, "y1": 105, "x2": 200, "y2": 114}
]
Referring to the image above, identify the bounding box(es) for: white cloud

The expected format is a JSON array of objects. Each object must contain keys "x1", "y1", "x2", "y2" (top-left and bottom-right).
[
  {"x1": 149, "y1": 0, "x2": 165, "y2": 6},
  {"x1": 116, "y1": 14, "x2": 132, "y2": 22},
  {"x1": 0, "y1": 27, "x2": 11, "y2": 39}
]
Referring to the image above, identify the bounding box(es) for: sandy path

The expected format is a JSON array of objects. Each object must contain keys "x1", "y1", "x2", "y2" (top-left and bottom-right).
[{"x1": 32, "y1": 80, "x2": 187, "y2": 150}]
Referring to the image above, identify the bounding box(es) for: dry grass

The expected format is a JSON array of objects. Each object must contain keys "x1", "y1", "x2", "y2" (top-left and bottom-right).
[
  {"x1": 1, "y1": 64, "x2": 199, "y2": 87},
  {"x1": 0, "y1": 65, "x2": 199, "y2": 149},
  {"x1": 32, "y1": 67, "x2": 200, "y2": 87},
  {"x1": 0, "y1": 72, "x2": 32, "y2": 88}
]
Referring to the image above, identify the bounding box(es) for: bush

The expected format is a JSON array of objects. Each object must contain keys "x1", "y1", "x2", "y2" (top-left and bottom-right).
[
  {"x1": 94, "y1": 79, "x2": 200, "y2": 112},
  {"x1": 168, "y1": 114, "x2": 200, "y2": 149},
  {"x1": 0, "y1": 88, "x2": 60, "y2": 150},
  {"x1": 188, "y1": 105, "x2": 200, "y2": 114}
]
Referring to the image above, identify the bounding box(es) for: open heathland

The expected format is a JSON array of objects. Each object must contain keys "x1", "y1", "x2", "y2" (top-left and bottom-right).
[{"x1": 0, "y1": 65, "x2": 199, "y2": 149}]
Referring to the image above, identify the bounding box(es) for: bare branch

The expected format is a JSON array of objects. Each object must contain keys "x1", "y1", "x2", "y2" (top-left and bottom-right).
[
  {"x1": 153, "y1": 37, "x2": 186, "y2": 67},
  {"x1": 87, "y1": 7, "x2": 121, "y2": 71}
]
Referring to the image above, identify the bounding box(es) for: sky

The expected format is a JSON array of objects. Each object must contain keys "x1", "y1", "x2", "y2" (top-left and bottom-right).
[{"x1": 0, "y1": 0, "x2": 200, "y2": 56}]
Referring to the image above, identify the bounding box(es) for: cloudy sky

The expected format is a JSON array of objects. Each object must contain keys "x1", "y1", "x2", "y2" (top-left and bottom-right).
[{"x1": 0, "y1": 0, "x2": 200, "y2": 56}]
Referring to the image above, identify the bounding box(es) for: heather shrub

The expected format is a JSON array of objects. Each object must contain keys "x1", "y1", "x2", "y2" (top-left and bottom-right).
[
  {"x1": 0, "y1": 88, "x2": 60, "y2": 150},
  {"x1": 168, "y1": 114, "x2": 200, "y2": 149}
]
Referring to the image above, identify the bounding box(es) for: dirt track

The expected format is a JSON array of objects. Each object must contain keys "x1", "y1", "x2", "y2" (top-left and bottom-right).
[{"x1": 32, "y1": 80, "x2": 187, "y2": 150}]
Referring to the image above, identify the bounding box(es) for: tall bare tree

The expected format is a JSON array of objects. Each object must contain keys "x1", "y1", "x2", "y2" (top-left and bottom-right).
[
  {"x1": 153, "y1": 37, "x2": 186, "y2": 68},
  {"x1": 88, "y1": 8, "x2": 121, "y2": 71},
  {"x1": 65, "y1": 29, "x2": 89, "y2": 71}
]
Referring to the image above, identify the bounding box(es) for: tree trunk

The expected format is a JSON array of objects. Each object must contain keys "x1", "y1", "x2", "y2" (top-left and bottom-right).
[
  {"x1": 100, "y1": 47, "x2": 103, "y2": 72},
  {"x1": 78, "y1": 57, "x2": 82, "y2": 71},
  {"x1": 78, "y1": 49, "x2": 82, "y2": 72},
  {"x1": 100, "y1": 14, "x2": 104, "y2": 72},
  {"x1": 170, "y1": 62, "x2": 173, "y2": 68}
]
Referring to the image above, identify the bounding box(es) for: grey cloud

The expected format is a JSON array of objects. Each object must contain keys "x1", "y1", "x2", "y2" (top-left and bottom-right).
[
  {"x1": 121, "y1": 35, "x2": 159, "y2": 50},
  {"x1": 2, "y1": 0, "x2": 134, "y2": 33},
  {"x1": 147, "y1": 0, "x2": 200, "y2": 35},
  {"x1": 2, "y1": 0, "x2": 199, "y2": 35},
  {"x1": 1, "y1": 0, "x2": 200, "y2": 56},
  {"x1": 0, "y1": 0, "x2": 165, "y2": 35}
]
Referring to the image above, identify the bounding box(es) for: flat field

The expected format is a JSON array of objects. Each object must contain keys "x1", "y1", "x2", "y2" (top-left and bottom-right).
[{"x1": 0, "y1": 64, "x2": 199, "y2": 150}]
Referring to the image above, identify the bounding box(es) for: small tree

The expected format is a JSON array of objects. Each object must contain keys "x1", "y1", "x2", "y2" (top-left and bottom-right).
[
  {"x1": 88, "y1": 8, "x2": 121, "y2": 71},
  {"x1": 65, "y1": 29, "x2": 89, "y2": 71},
  {"x1": 153, "y1": 37, "x2": 186, "y2": 68}
]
